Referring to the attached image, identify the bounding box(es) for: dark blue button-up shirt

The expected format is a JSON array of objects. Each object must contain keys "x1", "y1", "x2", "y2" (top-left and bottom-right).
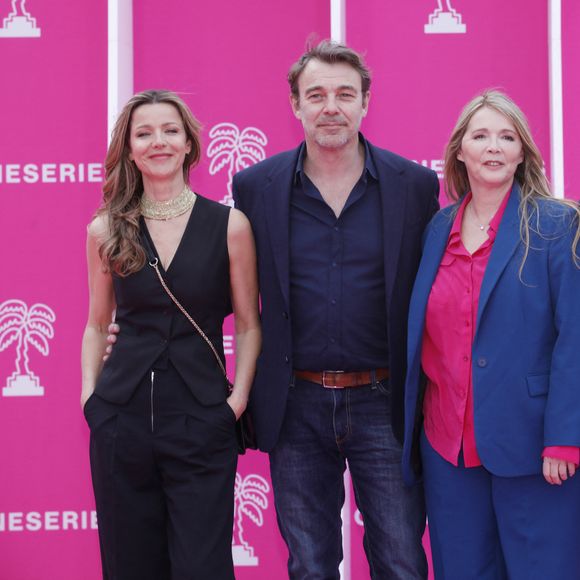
[{"x1": 289, "y1": 136, "x2": 389, "y2": 371}]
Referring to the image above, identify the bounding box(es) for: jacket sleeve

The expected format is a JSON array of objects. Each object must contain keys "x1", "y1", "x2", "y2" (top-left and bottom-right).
[
  {"x1": 542, "y1": 446, "x2": 580, "y2": 466},
  {"x1": 544, "y1": 211, "x2": 580, "y2": 447}
]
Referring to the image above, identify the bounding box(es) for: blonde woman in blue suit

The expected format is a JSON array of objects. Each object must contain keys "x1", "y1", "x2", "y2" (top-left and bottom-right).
[{"x1": 402, "y1": 90, "x2": 580, "y2": 580}]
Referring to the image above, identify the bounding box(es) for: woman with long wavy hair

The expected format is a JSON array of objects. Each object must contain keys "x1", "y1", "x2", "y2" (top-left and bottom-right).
[
  {"x1": 81, "y1": 89, "x2": 260, "y2": 579},
  {"x1": 402, "y1": 90, "x2": 580, "y2": 579}
]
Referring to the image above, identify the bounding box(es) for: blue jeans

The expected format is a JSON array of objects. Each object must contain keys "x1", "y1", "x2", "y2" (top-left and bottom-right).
[{"x1": 269, "y1": 376, "x2": 427, "y2": 579}]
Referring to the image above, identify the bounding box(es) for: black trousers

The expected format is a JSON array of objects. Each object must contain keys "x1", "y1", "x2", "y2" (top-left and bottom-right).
[{"x1": 85, "y1": 363, "x2": 238, "y2": 580}]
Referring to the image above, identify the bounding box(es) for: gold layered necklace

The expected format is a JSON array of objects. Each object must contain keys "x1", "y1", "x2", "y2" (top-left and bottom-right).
[{"x1": 140, "y1": 185, "x2": 195, "y2": 220}]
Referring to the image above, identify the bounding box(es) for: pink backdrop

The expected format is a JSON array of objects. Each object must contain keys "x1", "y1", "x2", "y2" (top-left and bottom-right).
[
  {"x1": 348, "y1": 0, "x2": 551, "y2": 200},
  {"x1": 563, "y1": 0, "x2": 580, "y2": 200},
  {"x1": 0, "y1": 0, "x2": 106, "y2": 578},
  {"x1": 0, "y1": 1, "x2": 578, "y2": 578}
]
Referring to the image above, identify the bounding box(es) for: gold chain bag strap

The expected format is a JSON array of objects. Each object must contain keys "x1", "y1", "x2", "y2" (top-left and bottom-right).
[
  {"x1": 143, "y1": 231, "x2": 256, "y2": 454},
  {"x1": 148, "y1": 257, "x2": 230, "y2": 384}
]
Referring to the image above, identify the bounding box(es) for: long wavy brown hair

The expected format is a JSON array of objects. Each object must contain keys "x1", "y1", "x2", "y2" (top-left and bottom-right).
[
  {"x1": 444, "y1": 90, "x2": 579, "y2": 270},
  {"x1": 97, "y1": 90, "x2": 202, "y2": 276}
]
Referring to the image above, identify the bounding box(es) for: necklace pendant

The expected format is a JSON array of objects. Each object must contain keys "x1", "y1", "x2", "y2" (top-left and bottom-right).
[{"x1": 479, "y1": 224, "x2": 485, "y2": 231}]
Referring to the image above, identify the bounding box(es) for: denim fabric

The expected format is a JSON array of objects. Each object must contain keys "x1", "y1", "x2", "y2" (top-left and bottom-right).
[{"x1": 270, "y1": 376, "x2": 427, "y2": 579}]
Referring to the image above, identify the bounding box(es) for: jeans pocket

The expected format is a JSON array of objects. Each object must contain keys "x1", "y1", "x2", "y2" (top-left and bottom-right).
[{"x1": 374, "y1": 379, "x2": 391, "y2": 396}]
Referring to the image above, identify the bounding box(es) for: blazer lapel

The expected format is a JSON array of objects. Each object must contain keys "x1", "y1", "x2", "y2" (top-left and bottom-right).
[
  {"x1": 262, "y1": 149, "x2": 300, "y2": 309},
  {"x1": 476, "y1": 185, "x2": 521, "y2": 330},
  {"x1": 375, "y1": 157, "x2": 408, "y2": 306},
  {"x1": 408, "y1": 212, "x2": 454, "y2": 361}
]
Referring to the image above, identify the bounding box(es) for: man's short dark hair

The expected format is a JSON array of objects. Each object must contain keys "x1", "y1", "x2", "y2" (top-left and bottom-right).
[{"x1": 288, "y1": 40, "x2": 372, "y2": 100}]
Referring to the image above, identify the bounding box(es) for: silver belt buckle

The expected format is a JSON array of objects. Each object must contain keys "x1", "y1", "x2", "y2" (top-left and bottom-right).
[{"x1": 322, "y1": 370, "x2": 344, "y2": 389}]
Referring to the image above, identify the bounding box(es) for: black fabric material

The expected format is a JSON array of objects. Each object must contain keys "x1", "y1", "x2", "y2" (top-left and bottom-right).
[
  {"x1": 95, "y1": 195, "x2": 232, "y2": 406},
  {"x1": 289, "y1": 136, "x2": 389, "y2": 371},
  {"x1": 86, "y1": 364, "x2": 237, "y2": 580},
  {"x1": 141, "y1": 223, "x2": 257, "y2": 455},
  {"x1": 235, "y1": 407, "x2": 257, "y2": 454}
]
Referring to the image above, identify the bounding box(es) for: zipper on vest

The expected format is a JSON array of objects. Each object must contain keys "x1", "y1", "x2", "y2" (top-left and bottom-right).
[{"x1": 150, "y1": 370, "x2": 155, "y2": 432}]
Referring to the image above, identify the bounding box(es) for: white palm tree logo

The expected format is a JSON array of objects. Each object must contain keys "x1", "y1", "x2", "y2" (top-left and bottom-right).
[
  {"x1": 0, "y1": 0, "x2": 42, "y2": 38},
  {"x1": 232, "y1": 472, "x2": 270, "y2": 566},
  {"x1": 207, "y1": 123, "x2": 268, "y2": 207},
  {"x1": 425, "y1": 0, "x2": 466, "y2": 34},
  {"x1": 0, "y1": 299, "x2": 55, "y2": 396}
]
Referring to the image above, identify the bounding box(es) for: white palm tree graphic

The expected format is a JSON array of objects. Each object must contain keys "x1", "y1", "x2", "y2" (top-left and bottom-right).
[
  {"x1": 232, "y1": 472, "x2": 270, "y2": 562},
  {"x1": 0, "y1": 299, "x2": 55, "y2": 396},
  {"x1": 432, "y1": 0, "x2": 460, "y2": 18},
  {"x1": 425, "y1": 0, "x2": 465, "y2": 33},
  {"x1": 0, "y1": 0, "x2": 41, "y2": 37},
  {"x1": 207, "y1": 123, "x2": 268, "y2": 206},
  {"x1": 6, "y1": 0, "x2": 35, "y2": 21}
]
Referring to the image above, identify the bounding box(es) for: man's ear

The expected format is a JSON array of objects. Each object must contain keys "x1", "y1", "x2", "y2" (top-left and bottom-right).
[
  {"x1": 362, "y1": 91, "x2": 371, "y2": 117},
  {"x1": 290, "y1": 94, "x2": 301, "y2": 119}
]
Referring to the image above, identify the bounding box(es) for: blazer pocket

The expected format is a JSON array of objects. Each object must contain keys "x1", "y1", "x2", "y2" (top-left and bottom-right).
[{"x1": 526, "y1": 374, "x2": 549, "y2": 397}]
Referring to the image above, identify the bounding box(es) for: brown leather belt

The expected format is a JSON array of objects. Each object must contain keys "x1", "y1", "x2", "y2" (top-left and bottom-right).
[{"x1": 294, "y1": 368, "x2": 389, "y2": 389}]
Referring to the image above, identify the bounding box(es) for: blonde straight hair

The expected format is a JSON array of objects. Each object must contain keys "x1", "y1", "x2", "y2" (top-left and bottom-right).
[{"x1": 444, "y1": 90, "x2": 579, "y2": 270}]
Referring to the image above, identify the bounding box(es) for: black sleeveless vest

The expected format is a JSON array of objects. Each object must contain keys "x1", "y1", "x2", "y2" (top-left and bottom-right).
[{"x1": 95, "y1": 195, "x2": 233, "y2": 406}]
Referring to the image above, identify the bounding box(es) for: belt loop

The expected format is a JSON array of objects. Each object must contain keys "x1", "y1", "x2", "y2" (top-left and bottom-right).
[
  {"x1": 371, "y1": 369, "x2": 378, "y2": 389},
  {"x1": 290, "y1": 373, "x2": 296, "y2": 388}
]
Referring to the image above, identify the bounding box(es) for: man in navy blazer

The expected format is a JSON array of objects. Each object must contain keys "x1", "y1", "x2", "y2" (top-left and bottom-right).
[{"x1": 233, "y1": 41, "x2": 439, "y2": 579}]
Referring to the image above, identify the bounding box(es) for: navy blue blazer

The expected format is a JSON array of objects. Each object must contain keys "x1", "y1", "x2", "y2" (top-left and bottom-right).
[
  {"x1": 233, "y1": 140, "x2": 440, "y2": 451},
  {"x1": 403, "y1": 185, "x2": 580, "y2": 484}
]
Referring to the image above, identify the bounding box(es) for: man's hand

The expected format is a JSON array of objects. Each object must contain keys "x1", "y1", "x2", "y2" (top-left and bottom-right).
[{"x1": 103, "y1": 323, "x2": 120, "y2": 362}]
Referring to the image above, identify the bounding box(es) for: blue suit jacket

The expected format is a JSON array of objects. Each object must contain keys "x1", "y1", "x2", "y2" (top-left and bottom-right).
[
  {"x1": 233, "y1": 140, "x2": 440, "y2": 451},
  {"x1": 402, "y1": 185, "x2": 580, "y2": 484}
]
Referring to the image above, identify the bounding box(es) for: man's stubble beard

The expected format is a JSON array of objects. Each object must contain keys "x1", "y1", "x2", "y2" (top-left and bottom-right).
[{"x1": 313, "y1": 131, "x2": 352, "y2": 149}]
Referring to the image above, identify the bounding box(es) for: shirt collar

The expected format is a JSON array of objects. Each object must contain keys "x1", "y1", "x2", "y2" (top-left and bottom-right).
[{"x1": 294, "y1": 133, "x2": 378, "y2": 184}]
